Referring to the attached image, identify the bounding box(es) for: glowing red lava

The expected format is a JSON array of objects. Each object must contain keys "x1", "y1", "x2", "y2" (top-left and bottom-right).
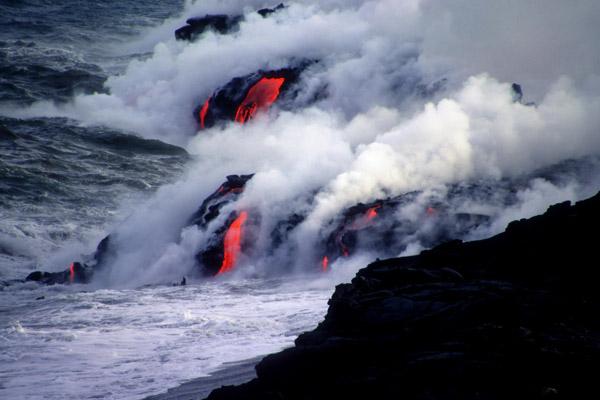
[
  {"x1": 426, "y1": 207, "x2": 437, "y2": 216},
  {"x1": 366, "y1": 205, "x2": 380, "y2": 220},
  {"x1": 217, "y1": 211, "x2": 249, "y2": 275},
  {"x1": 234, "y1": 77, "x2": 285, "y2": 124},
  {"x1": 199, "y1": 97, "x2": 211, "y2": 129},
  {"x1": 69, "y1": 262, "x2": 75, "y2": 283},
  {"x1": 321, "y1": 256, "x2": 329, "y2": 272},
  {"x1": 350, "y1": 204, "x2": 381, "y2": 230}
]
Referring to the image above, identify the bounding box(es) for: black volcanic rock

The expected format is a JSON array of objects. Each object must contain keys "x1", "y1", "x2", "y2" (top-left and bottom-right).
[
  {"x1": 257, "y1": 3, "x2": 285, "y2": 17},
  {"x1": 206, "y1": 191, "x2": 600, "y2": 399},
  {"x1": 26, "y1": 262, "x2": 92, "y2": 285},
  {"x1": 175, "y1": 15, "x2": 242, "y2": 41},
  {"x1": 175, "y1": 4, "x2": 285, "y2": 41},
  {"x1": 319, "y1": 190, "x2": 491, "y2": 269},
  {"x1": 189, "y1": 174, "x2": 254, "y2": 228}
]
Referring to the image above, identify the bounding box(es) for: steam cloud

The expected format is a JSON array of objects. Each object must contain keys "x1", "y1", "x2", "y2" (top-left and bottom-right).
[{"x1": 5, "y1": 0, "x2": 600, "y2": 286}]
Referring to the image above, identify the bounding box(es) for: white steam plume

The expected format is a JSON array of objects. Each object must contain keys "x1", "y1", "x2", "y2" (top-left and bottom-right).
[{"x1": 4, "y1": 0, "x2": 600, "y2": 285}]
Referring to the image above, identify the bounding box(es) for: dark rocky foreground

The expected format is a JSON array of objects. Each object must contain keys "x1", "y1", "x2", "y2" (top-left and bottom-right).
[{"x1": 206, "y1": 191, "x2": 600, "y2": 400}]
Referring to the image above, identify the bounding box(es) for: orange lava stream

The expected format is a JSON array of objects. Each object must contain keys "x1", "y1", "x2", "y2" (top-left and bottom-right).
[
  {"x1": 321, "y1": 256, "x2": 329, "y2": 272},
  {"x1": 234, "y1": 77, "x2": 285, "y2": 124},
  {"x1": 199, "y1": 97, "x2": 211, "y2": 129},
  {"x1": 217, "y1": 211, "x2": 249, "y2": 275}
]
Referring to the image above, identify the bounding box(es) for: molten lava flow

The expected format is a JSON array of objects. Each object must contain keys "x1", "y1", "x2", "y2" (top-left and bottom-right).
[
  {"x1": 69, "y1": 263, "x2": 75, "y2": 283},
  {"x1": 217, "y1": 211, "x2": 249, "y2": 275},
  {"x1": 350, "y1": 204, "x2": 381, "y2": 230},
  {"x1": 234, "y1": 77, "x2": 285, "y2": 124},
  {"x1": 336, "y1": 204, "x2": 381, "y2": 259},
  {"x1": 366, "y1": 205, "x2": 380, "y2": 220},
  {"x1": 199, "y1": 97, "x2": 211, "y2": 129},
  {"x1": 321, "y1": 256, "x2": 329, "y2": 272}
]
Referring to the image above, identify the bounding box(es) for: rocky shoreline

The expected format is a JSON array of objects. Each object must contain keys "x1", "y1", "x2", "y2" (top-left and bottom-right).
[{"x1": 205, "y1": 191, "x2": 600, "y2": 399}]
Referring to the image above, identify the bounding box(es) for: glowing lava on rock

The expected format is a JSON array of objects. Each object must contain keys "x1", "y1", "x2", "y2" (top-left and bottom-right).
[
  {"x1": 326, "y1": 204, "x2": 382, "y2": 265},
  {"x1": 198, "y1": 97, "x2": 211, "y2": 129},
  {"x1": 234, "y1": 77, "x2": 285, "y2": 124},
  {"x1": 321, "y1": 256, "x2": 329, "y2": 272},
  {"x1": 350, "y1": 204, "x2": 381, "y2": 230},
  {"x1": 69, "y1": 262, "x2": 75, "y2": 283},
  {"x1": 366, "y1": 205, "x2": 379, "y2": 220},
  {"x1": 217, "y1": 211, "x2": 249, "y2": 275}
]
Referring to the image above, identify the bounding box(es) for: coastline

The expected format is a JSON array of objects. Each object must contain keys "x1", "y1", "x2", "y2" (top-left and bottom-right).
[
  {"x1": 144, "y1": 356, "x2": 262, "y2": 400},
  {"x1": 204, "y1": 191, "x2": 600, "y2": 399}
]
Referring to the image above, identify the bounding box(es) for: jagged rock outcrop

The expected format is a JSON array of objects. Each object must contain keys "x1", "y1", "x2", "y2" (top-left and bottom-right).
[
  {"x1": 26, "y1": 262, "x2": 92, "y2": 285},
  {"x1": 175, "y1": 4, "x2": 285, "y2": 41},
  {"x1": 206, "y1": 191, "x2": 600, "y2": 399}
]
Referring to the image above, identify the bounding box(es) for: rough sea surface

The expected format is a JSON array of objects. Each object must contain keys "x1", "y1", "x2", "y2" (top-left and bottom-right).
[
  {"x1": 0, "y1": 0, "x2": 188, "y2": 278},
  {"x1": 0, "y1": 1, "x2": 333, "y2": 398}
]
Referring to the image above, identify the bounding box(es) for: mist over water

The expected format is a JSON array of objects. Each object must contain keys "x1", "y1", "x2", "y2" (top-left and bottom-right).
[
  {"x1": 9, "y1": 0, "x2": 598, "y2": 287},
  {"x1": 1, "y1": 1, "x2": 600, "y2": 399}
]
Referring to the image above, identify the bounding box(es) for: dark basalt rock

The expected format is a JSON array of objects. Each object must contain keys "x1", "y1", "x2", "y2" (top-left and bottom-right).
[
  {"x1": 26, "y1": 262, "x2": 92, "y2": 285},
  {"x1": 175, "y1": 15, "x2": 242, "y2": 41},
  {"x1": 206, "y1": 191, "x2": 600, "y2": 399},
  {"x1": 189, "y1": 174, "x2": 254, "y2": 228},
  {"x1": 320, "y1": 190, "x2": 491, "y2": 268},
  {"x1": 24, "y1": 233, "x2": 112, "y2": 286},
  {"x1": 91, "y1": 234, "x2": 113, "y2": 269},
  {"x1": 257, "y1": 3, "x2": 285, "y2": 17},
  {"x1": 175, "y1": 4, "x2": 285, "y2": 41}
]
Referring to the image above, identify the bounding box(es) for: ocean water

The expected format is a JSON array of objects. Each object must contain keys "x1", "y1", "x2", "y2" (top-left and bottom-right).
[
  {"x1": 1, "y1": 0, "x2": 600, "y2": 399},
  {"x1": 0, "y1": 1, "x2": 334, "y2": 398},
  {"x1": 0, "y1": 277, "x2": 331, "y2": 399}
]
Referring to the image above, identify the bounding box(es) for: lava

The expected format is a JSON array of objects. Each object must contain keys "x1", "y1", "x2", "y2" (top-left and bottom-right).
[
  {"x1": 199, "y1": 97, "x2": 211, "y2": 129},
  {"x1": 322, "y1": 256, "x2": 329, "y2": 272},
  {"x1": 350, "y1": 204, "x2": 381, "y2": 230},
  {"x1": 217, "y1": 211, "x2": 249, "y2": 275},
  {"x1": 426, "y1": 207, "x2": 437, "y2": 216},
  {"x1": 366, "y1": 205, "x2": 380, "y2": 220},
  {"x1": 69, "y1": 262, "x2": 75, "y2": 283},
  {"x1": 328, "y1": 204, "x2": 382, "y2": 263},
  {"x1": 188, "y1": 175, "x2": 253, "y2": 229},
  {"x1": 234, "y1": 77, "x2": 285, "y2": 124}
]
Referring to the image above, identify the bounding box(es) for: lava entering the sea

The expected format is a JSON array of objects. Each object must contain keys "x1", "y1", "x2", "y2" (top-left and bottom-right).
[{"x1": 217, "y1": 211, "x2": 249, "y2": 275}]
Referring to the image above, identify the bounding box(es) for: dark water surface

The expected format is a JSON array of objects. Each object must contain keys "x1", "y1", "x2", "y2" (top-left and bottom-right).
[{"x1": 0, "y1": 0, "x2": 188, "y2": 278}]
